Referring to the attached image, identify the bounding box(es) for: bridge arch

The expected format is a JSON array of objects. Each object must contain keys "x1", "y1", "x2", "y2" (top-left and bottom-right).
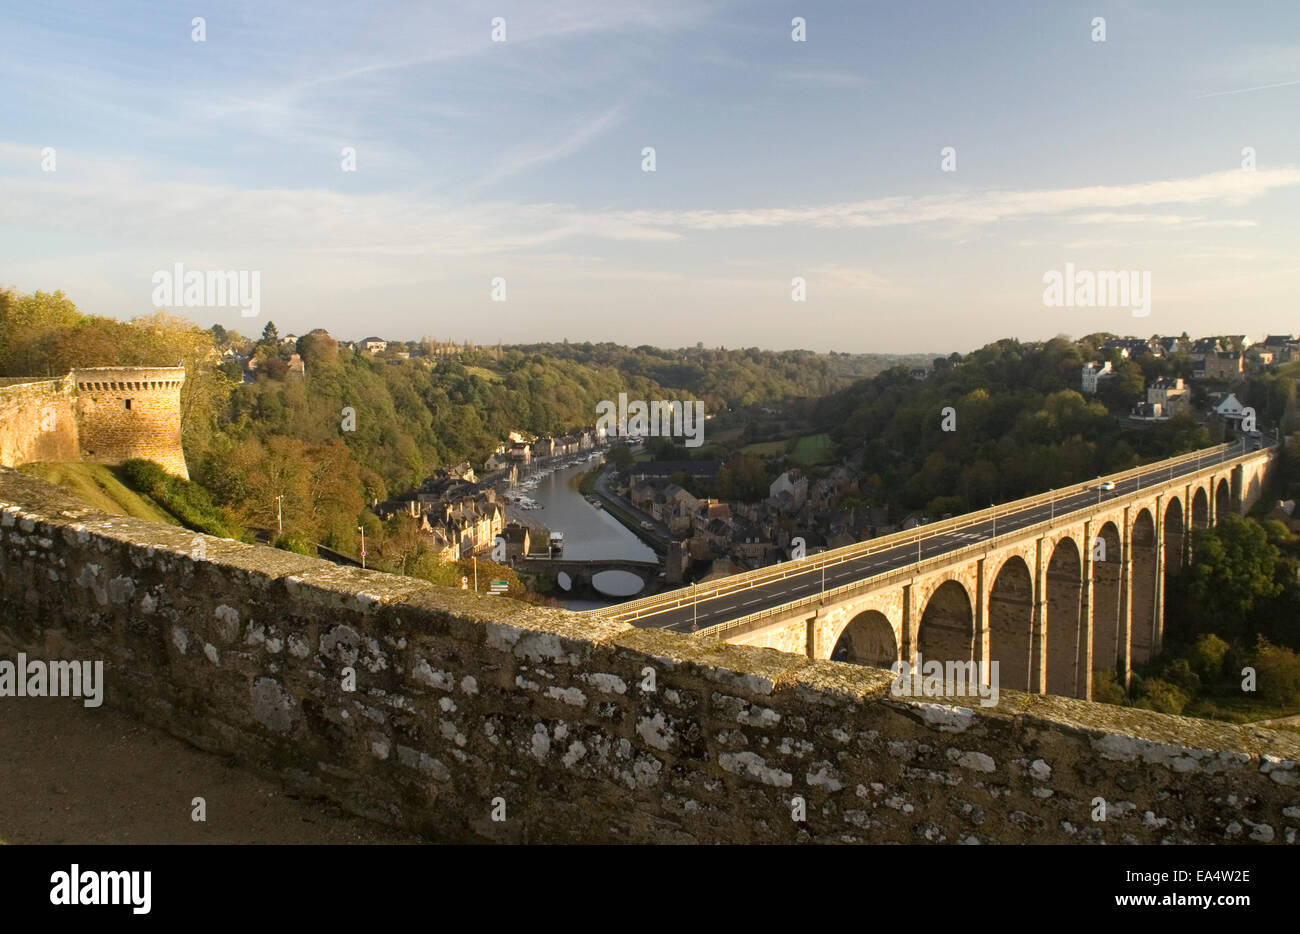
[
  {"x1": 988, "y1": 555, "x2": 1034, "y2": 691},
  {"x1": 1130, "y1": 509, "x2": 1158, "y2": 665},
  {"x1": 1215, "y1": 478, "x2": 1232, "y2": 522},
  {"x1": 1191, "y1": 487, "x2": 1209, "y2": 530},
  {"x1": 918, "y1": 580, "x2": 974, "y2": 665},
  {"x1": 1163, "y1": 496, "x2": 1185, "y2": 575},
  {"x1": 1091, "y1": 521, "x2": 1123, "y2": 676},
  {"x1": 830, "y1": 610, "x2": 898, "y2": 668},
  {"x1": 1045, "y1": 536, "x2": 1084, "y2": 698}
]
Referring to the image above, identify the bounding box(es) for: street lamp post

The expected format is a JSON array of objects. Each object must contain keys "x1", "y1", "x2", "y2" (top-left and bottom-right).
[
  {"x1": 357, "y1": 525, "x2": 366, "y2": 570},
  {"x1": 275, "y1": 495, "x2": 283, "y2": 535},
  {"x1": 692, "y1": 582, "x2": 698, "y2": 632}
]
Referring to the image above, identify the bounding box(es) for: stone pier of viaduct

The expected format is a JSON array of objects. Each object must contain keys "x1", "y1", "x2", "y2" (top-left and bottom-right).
[{"x1": 718, "y1": 451, "x2": 1277, "y2": 701}]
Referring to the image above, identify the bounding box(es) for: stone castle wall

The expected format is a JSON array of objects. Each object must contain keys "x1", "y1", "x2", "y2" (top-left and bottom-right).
[
  {"x1": 0, "y1": 468, "x2": 1297, "y2": 844},
  {"x1": 0, "y1": 377, "x2": 80, "y2": 466},
  {"x1": 71, "y1": 367, "x2": 188, "y2": 479},
  {"x1": 0, "y1": 367, "x2": 187, "y2": 479}
]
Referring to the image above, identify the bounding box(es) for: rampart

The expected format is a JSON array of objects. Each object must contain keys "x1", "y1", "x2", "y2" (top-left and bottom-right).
[
  {"x1": 0, "y1": 377, "x2": 79, "y2": 466},
  {"x1": 0, "y1": 367, "x2": 187, "y2": 479},
  {"x1": 1, "y1": 468, "x2": 1297, "y2": 844}
]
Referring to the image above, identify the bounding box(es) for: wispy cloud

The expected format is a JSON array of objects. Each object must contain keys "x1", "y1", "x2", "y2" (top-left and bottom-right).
[
  {"x1": 1195, "y1": 78, "x2": 1300, "y2": 99},
  {"x1": 1, "y1": 148, "x2": 1292, "y2": 258},
  {"x1": 471, "y1": 105, "x2": 626, "y2": 189}
]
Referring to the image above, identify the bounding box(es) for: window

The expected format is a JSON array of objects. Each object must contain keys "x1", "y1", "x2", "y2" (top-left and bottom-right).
[{"x1": 124, "y1": 399, "x2": 132, "y2": 410}]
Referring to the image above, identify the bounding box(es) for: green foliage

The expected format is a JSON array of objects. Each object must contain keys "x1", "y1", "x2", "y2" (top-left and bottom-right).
[
  {"x1": 1132, "y1": 678, "x2": 1190, "y2": 715},
  {"x1": 925, "y1": 495, "x2": 963, "y2": 517},
  {"x1": 1183, "y1": 516, "x2": 1282, "y2": 639},
  {"x1": 274, "y1": 530, "x2": 316, "y2": 556},
  {"x1": 815, "y1": 336, "x2": 1210, "y2": 515},
  {"x1": 1251, "y1": 639, "x2": 1300, "y2": 708},
  {"x1": 1187, "y1": 633, "x2": 1230, "y2": 684},
  {"x1": 1159, "y1": 658, "x2": 1201, "y2": 697},
  {"x1": 1091, "y1": 669, "x2": 1126, "y2": 705},
  {"x1": 606, "y1": 444, "x2": 635, "y2": 471},
  {"x1": 119, "y1": 458, "x2": 241, "y2": 538}
]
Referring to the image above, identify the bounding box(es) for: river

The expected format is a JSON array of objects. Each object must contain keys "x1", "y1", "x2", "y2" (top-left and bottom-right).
[{"x1": 507, "y1": 456, "x2": 659, "y2": 610}]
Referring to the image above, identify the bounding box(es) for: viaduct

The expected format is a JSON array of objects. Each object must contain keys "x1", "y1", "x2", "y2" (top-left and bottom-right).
[{"x1": 597, "y1": 443, "x2": 1278, "y2": 701}]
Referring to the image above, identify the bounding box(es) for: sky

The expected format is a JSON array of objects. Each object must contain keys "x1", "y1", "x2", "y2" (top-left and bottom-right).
[{"x1": 2, "y1": 0, "x2": 1300, "y2": 353}]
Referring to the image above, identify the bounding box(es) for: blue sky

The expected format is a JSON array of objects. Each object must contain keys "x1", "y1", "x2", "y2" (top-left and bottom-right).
[{"x1": 3, "y1": 0, "x2": 1300, "y2": 352}]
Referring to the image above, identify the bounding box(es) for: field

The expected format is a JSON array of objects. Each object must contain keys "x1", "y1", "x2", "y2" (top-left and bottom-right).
[
  {"x1": 17, "y1": 462, "x2": 178, "y2": 525},
  {"x1": 464, "y1": 366, "x2": 503, "y2": 382},
  {"x1": 738, "y1": 433, "x2": 834, "y2": 463},
  {"x1": 791, "y1": 433, "x2": 834, "y2": 464}
]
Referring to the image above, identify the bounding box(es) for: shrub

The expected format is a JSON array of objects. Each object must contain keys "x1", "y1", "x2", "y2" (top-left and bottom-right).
[
  {"x1": 1133, "y1": 678, "x2": 1189, "y2": 715},
  {"x1": 274, "y1": 530, "x2": 316, "y2": 556},
  {"x1": 1187, "y1": 633, "x2": 1229, "y2": 684},
  {"x1": 1091, "y1": 669, "x2": 1126, "y2": 705},
  {"x1": 119, "y1": 458, "x2": 169, "y2": 499},
  {"x1": 1251, "y1": 639, "x2": 1300, "y2": 708},
  {"x1": 1161, "y1": 657, "x2": 1201, "y2": 696},
  {"x1": 119, "y1": 458, "x2": 240, "y2": 538}
]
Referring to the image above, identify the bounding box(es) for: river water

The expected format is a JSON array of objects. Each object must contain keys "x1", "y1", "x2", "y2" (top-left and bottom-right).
[{"x1": 509, "y1": 457, "x2": 659, "y2": 610}]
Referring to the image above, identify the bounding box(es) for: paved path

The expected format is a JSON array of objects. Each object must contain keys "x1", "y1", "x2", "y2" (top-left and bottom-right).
[{"x1": 0, "y1": 697, "x2": 424, "y2": 844}]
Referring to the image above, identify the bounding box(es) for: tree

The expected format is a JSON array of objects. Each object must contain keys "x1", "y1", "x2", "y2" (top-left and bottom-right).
[
  {"x1": 607, "y1": 444, "x2": 634, "y2": 471},
  {"x1": 260, "y1": 320, "x2": 279, "y2": 348},
  {"x1": 1098, "y1": 359, "x2": 1144, "y2": 410},
  {"x1": 0, "y1": 287, "x2": 84, "y2": 375},
  {"x1": 1184, "y1": 516, "x2": 1282, "y2": 639}
]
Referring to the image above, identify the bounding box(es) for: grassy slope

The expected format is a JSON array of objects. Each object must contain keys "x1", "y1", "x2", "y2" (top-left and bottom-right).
[
  {"x1": 791, "y1": 432, "x2": 833, "y2": 464},
  {"x1": 18, "y1": 462, "x2": 179, "y2": 526}
]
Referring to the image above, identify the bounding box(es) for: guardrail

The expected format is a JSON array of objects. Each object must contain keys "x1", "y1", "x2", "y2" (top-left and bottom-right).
[
  {"x1": 688, "y1": 441, "x2": 1273, "y2": 641},
  {"x1": 586, "y1": 441, "x2": 1269, "y2": 625}
]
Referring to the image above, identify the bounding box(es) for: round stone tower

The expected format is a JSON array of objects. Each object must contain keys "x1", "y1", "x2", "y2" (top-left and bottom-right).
[{"x1": 71, "y1": 367, "x2": 189, "y2": 479}]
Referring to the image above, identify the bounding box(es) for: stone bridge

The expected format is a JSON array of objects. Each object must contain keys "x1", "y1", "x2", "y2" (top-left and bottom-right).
[
  {"x1": 517, "y1": 557, "x2": 662, "y2": 594},
  {"x1": 602, "y1": 444, "x2": 1278, "y2": 701}
]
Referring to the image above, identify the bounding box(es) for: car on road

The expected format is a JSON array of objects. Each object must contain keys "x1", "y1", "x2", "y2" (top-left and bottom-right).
[
  {"x1": 1098, "y1": 480, "x2": 1116, "y2": 492},
  {"x1": 640, "y1": 520, "x2": 653, "y2": 530}
]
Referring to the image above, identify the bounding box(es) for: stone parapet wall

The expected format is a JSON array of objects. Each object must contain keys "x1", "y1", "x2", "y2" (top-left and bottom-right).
[
  {"x1": 0, "y1": 377, "x2": 79, "y2": 467},
  {"x1": 1, "y1": 468, "x2": 1297, "y2": 844}
]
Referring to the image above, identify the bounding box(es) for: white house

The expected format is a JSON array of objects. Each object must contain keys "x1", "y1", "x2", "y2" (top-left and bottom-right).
[
  {"x1": 1081, "y1": 361, "x2": 1113, "y2": 394},
  {"x1": 1213, "y1": 393, "x2": 1245, "y2": 421},
  {"x1": 769, "y1": 469, "x2": 808, "y2": 510}
]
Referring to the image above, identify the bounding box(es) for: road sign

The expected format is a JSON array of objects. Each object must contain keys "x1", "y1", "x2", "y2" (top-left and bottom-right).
[
  {"x1": 460, "y1": 576, "x2": 469, "y2": 590},
  {"x1": 489, "y1": 580, "x2": 508, "y2": 594}
]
